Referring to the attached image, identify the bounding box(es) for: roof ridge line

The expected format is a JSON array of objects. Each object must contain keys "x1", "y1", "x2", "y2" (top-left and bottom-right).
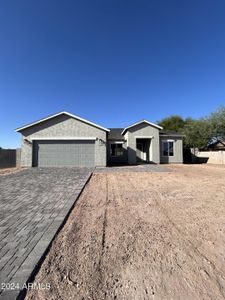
[{"x1": 16, "y1": 111, "x2": 110, "y2": 132}]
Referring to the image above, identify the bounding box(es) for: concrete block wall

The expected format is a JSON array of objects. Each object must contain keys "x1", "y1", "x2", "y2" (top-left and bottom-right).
[{"x1": 193, "y1": 150, "x2": 225, "y2": 164}]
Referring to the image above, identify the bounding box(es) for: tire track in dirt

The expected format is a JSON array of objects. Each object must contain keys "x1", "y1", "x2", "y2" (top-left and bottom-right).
[{"x1": 95, "y1": 174, "x2": 109, "y2": 299}]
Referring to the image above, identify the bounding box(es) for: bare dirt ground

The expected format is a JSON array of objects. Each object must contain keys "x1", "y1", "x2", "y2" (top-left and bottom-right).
[
  {"x1": 26, "y1": 165, "x2": 225, "y2": 300},
  {"x1": 0, "y1": 167, "x2": 22, "y2": 176}
]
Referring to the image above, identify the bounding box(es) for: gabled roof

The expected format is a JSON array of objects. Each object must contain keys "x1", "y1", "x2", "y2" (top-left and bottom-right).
[
  {"x1": 121, "y1": 120, "x2": 163, "y2": 135},
  {"x1": 16, "y1": 111, "x2": 110, "y2": 132},
  {"x1": 108, "y1": 128, "x2": 125, "y2": 140}
]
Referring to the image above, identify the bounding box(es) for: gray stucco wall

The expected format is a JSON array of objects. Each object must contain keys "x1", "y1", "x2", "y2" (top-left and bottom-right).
[
  {"x1": 126, "y1": 123, "x2": 160, "y2": 164},
  {"x1": 160, "y1": 136, "x2": 183, "y2": 163},
  {"x1": 19, "y1": 114, "x2": 107, "y2": 167}
]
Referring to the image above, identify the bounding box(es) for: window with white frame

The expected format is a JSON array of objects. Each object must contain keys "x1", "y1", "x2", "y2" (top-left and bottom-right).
[
  {"x1": 110, "y1": 143, "x2": 123, "y2": 157},
  {"x1": 162, "y1": 140, "x2": 174, "y2": 156}
]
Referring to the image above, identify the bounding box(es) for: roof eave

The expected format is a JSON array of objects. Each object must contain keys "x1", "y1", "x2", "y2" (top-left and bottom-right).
[
  {"x1": 16, "y1": 111, "x2": 110, "y2": 133},
  {"x1": 160, "y1": 134, "x2": 185, "y2": 137},
  {"x1": 121, "y1": 120, "x2": 163, "y2": 135}
]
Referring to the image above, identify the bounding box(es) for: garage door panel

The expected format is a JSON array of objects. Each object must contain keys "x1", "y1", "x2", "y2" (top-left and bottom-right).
[{"x1": 33, "y1": 140, "x2": 95, "y2": 167}]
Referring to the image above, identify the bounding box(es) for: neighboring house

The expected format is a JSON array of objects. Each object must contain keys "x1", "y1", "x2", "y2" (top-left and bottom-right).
[
  {"x1": 16, "y1": 111, "x2": 184, "y2": 167},
  {"x1": 208, "y1": 138, "x2": 225, "y2": 151}
]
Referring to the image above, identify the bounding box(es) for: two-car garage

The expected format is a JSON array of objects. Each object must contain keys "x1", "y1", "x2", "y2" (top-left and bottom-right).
[
  {"x1": 17, "y1": 112, "x2": 108, "y2": 167},
  {"x1": 32, "y1": 140, "x2": 96, "y2": 167}
]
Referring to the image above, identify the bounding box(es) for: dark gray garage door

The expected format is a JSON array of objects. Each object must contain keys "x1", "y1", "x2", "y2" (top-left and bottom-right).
[{"x1": 33, "y1": 140, "x2": 95, "y2": 167}]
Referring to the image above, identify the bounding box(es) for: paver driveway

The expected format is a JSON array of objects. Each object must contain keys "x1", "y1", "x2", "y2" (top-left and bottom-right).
[{"x1": 0, "y1": 168, "x2": 92, "y2": 300}]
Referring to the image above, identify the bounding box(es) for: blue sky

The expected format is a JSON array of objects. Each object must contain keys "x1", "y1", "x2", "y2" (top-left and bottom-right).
[{"x1": 1, "y1": 0, "x2": 225, "y2": 148}]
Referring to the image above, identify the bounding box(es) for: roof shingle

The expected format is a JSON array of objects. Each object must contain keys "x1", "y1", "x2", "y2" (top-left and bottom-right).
[{"x1": 108, "y1": 128, "x2": 125, "y2": 140}]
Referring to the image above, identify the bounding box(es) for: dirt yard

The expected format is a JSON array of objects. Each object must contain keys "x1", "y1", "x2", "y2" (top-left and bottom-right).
[
  {"x1": 0, "y1": 167, "x2": 22, "y2": 176},
  {"x1": 26, "y1": 165, "x2": 225, "y2": 300}
]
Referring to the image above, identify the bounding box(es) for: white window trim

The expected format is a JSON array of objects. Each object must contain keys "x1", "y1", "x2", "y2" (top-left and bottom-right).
[{"x1": 162, "y1": 140, "x2": 175, "y2": 157}]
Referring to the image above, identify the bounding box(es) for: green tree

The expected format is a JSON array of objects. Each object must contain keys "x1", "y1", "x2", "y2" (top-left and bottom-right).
[
  {"x1": 158, "y1": 107, "x2": 225, "y2": 150},
  {"x1": 181, "y1": 107, "x2": 225, "y2": 149},
  {"x1": 206, "y1": 106, "x2": 225, "y2": 140},
  {"x1": 183, "y1": 119, "x2": 211, "y2": 150},
  {"x1": 157, "y1": 115, "x2": 185, "y2": 133}
]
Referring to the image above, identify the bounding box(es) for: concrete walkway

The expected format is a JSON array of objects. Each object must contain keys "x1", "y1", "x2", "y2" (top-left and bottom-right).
[
  {"x1": 0, "y1": 168, "x2": 92, "y2": 300},
  {"x1": 95, "y1": 164, "x2": 171, "y2": 173}
]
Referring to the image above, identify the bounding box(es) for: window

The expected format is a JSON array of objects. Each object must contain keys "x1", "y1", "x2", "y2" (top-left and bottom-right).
[
  {"x1": 110, "y1": 143, "x2": 123, "y2": 157},
  {"x1": 162, "y1": 141, "x2": 174, "y2": 156}
]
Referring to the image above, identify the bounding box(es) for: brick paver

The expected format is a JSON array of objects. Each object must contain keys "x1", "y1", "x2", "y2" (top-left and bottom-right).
[{"x1": 0, "y1": 168, "x2": 92, "y2": 300}]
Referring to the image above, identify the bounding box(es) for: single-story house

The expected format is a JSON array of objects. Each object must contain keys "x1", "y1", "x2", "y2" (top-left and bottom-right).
[
  {"x1": 16, "y1": 111, "x2": 184, "y2": 167},
  {"x1": 207, "y1": 138, "x2": 225, "y2": 151}
]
